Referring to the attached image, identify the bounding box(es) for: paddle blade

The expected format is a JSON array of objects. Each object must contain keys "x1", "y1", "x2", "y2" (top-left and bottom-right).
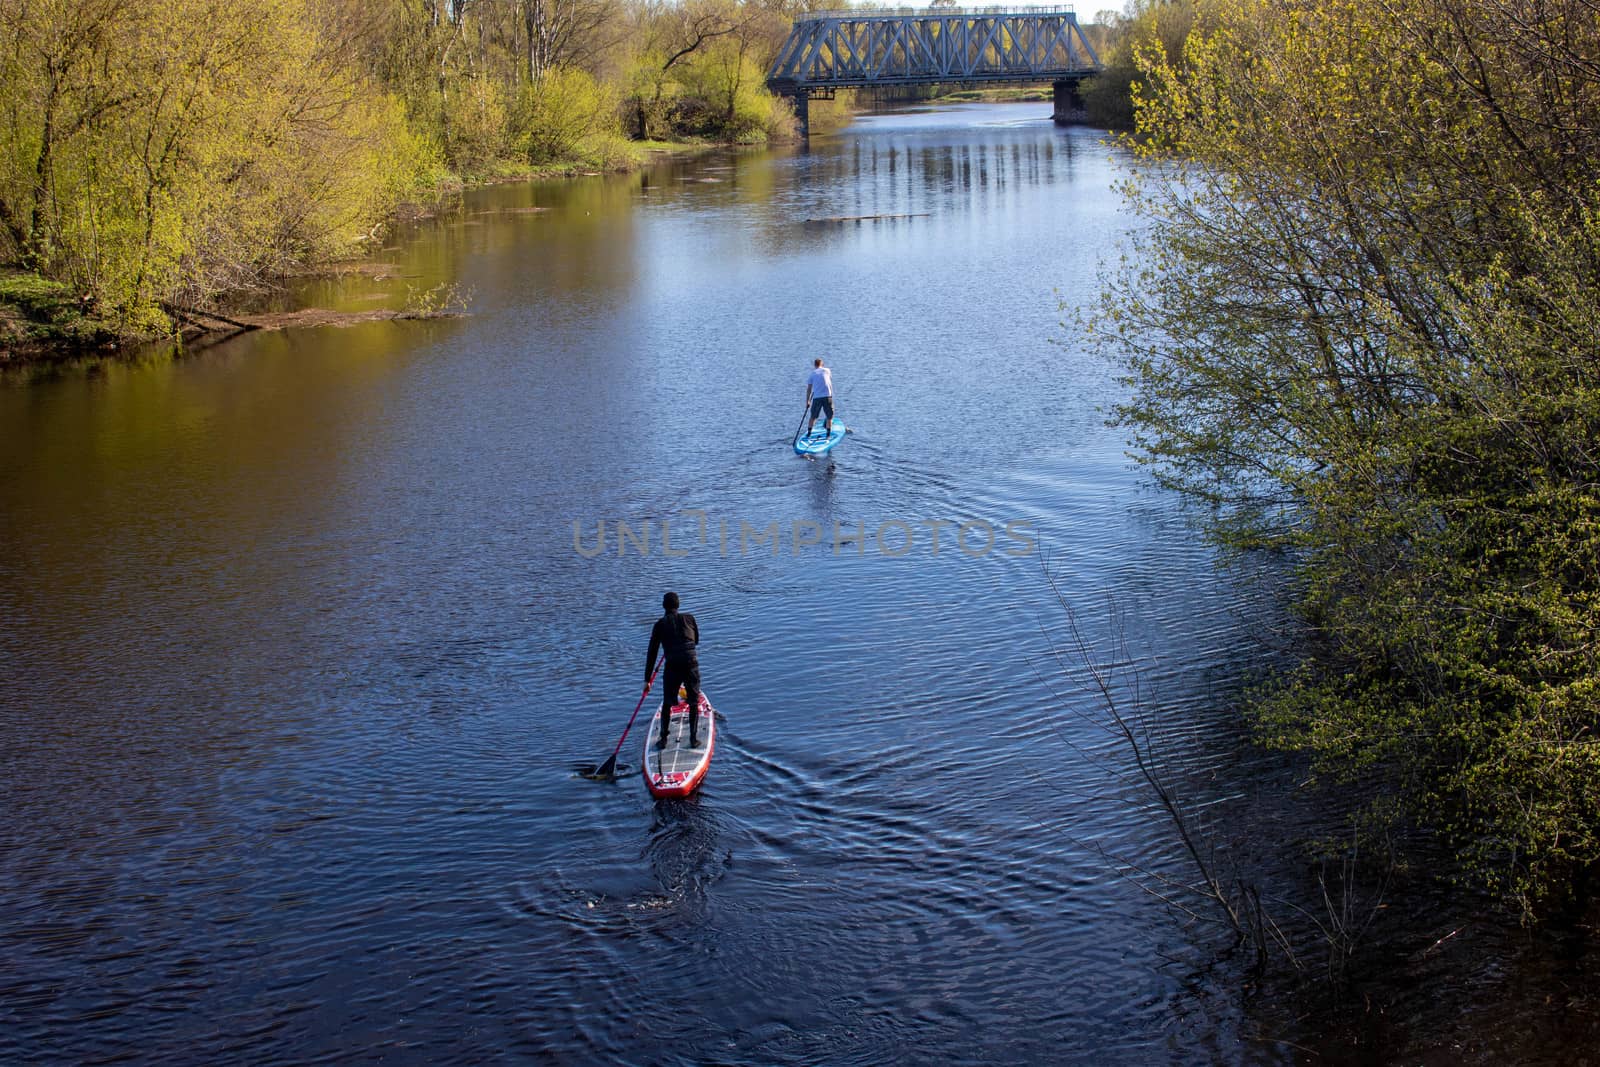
[{"x1": 574, "y1": 755, "x2": 626, "y2": 782}]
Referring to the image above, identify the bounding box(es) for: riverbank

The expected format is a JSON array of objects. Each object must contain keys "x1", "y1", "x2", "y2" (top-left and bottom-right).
[
  {"x1": 0, "y1": 138, "x2": 722, "y2": 369},
  {"x1": 452, "y1": 137, "x2": 726, "y2": 186},
  {"x1": 936, "y1": 86, "x2": 1052, "y2": 103}
]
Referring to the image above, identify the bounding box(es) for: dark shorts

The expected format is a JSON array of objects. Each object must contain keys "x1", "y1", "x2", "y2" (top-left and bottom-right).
[{"x1": 810, "y1": 395, "x2": 834, "y2": 420}]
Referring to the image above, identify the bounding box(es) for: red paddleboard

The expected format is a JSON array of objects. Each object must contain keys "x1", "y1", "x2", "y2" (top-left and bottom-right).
[{"x1": 642, "y1": 691, "x2": 716, "y2": 798}]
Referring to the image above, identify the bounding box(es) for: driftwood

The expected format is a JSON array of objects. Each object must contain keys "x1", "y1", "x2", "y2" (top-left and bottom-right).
[
  {"x1": 162, "y1": 293, "x2": 466, "y2": 340},
  {"x1": 161, "y1": 302, "x2": 257, "y2": 333},
  {"x1": 803, "y1": 213, "x2": 931, "y2": 224}
]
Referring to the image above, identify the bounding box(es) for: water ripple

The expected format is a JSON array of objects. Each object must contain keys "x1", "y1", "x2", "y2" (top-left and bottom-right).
[{"x1": 1, "y1": 107, "x2": 1289, "y2": 1064}]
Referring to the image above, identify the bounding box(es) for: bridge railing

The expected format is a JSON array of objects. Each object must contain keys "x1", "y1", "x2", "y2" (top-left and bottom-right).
[
  {"x1": 768, "y1": 8, "x2": 1101, "y2": 93},
  {"x1": 796, "y1": 7, "x2": 1080, "y2": 20}
]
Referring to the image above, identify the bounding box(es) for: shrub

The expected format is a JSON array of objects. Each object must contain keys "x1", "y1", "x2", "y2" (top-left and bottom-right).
[{"x1": 514, "y1": 67, "x2": 620, "y2": 166}]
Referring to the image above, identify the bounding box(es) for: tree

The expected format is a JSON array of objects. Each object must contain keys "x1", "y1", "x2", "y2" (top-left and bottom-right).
[
  {"x1": 513, "y1": 65, "x2": 618, "y2": 162},
  {"x1": 1095, "y1": 0, "x2": 1600, "y2": 913},
  {"x1": 518, "y1": 0, "x2": 619, "y2": 82},
  {"x1": 625, "y1": 0, "x2": 760, "y2": 139},
  {"x1": 0, "y1": 0, "x2": 140, "y2": 269},
  {"x1": 1, "y1": 0, "x2": 430, "y2": 328},
  {"x1": 1080, "y1": 0, "x2": 1196, "y2": 129},
  {"x1": 669, "y1": 2, "x2": 789, "y2": 140}
]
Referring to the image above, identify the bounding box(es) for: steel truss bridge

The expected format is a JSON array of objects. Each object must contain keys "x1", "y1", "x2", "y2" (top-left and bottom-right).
[{"x1": 766, "y1": 9, "x2": 1102, "y2": 136}]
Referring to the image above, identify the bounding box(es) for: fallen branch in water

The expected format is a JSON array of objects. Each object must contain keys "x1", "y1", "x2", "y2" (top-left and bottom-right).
[
  {"x1": 1040, "y1": 576, "x2": 1273, "y2": 969},
  {"x1": 162, "y1": 301, "x2": 257, "y2": 334},
  {"x1": 224, "y1": 307, "x2": 464, "y2": 331},
  {"x1": 803, "y1": 213, "x2": 931, "y2": 224},
  {"x1": 177, "y1": 281, "x2": 472, "y2": 335},
  {"x1": 1039, "y1": 563, "x2": 1393, "y2": 984}
]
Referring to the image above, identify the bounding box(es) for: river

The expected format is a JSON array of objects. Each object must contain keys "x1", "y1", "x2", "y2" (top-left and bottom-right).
[{"x1": 2, "y1": 102, "x2": 1592, "y2": 1064}]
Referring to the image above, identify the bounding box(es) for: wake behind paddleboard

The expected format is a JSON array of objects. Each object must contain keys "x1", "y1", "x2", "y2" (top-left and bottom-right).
[
  {"x1": 794, "y1": 421, "x2": 846, "y2": 457},
  {"x1": 643, "y1": 692, "x2": 716, "y2": 798}
]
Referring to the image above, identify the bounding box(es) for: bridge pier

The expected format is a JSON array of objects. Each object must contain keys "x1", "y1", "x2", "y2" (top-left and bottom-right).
[
  {"x1": 1052, "y1": 78, "x2": 1087, "y2": 125},
  {"x1": 787, "y1": 92, "x2": 810, "y2": 140}
]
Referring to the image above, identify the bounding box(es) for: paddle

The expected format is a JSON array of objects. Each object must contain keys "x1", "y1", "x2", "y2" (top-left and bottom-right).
[
  {"x1": 577, "y1": 657, "x2": 662, "y2": 782},
  {"x1": 794, "y1": 401, "x2": 846, "y2": 451}
]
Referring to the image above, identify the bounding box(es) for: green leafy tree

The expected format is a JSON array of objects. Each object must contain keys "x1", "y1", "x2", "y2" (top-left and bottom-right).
[
  {"x1": 622, "y1": 0, "x2": 771, "y2": 141},
  {"x1": 1, "y1": 0, "x2": 434, "y2": 329},
  {"x1": 1095, "y1": 0, "x2": 1600, "y2": 913},
  {"x1": 1081, "y1": 0, "x2": 1195, "y2": 129},
  {"x1": 513, "y1": 66, "x2": 619, "y2": 163},
  {"x1": 674, "y1": 27, "x2": 785, "y2": 142},
  {"x1": 0, "y1": 0, "x2": 806, "y2": 339}
]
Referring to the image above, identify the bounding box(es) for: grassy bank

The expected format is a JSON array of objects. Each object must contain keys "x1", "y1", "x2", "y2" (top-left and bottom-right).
[
  {"x1": 455, "y1": 137, "x2": 726, "y2": 185},
  {"x1": 0, "y1": 273, "x2": 122, "y2": 364},
  {"x1": 935, "y1": 87, "x2": 1052, "y2": 103}
]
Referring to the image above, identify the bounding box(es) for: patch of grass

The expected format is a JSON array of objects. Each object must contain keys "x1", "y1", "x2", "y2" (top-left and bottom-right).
[
  {"x1": 938, "y1": 87, "x2": 1052, "y2": 103},
  {"x1": 633, "y1": 138, "x2": 706, "y2": 152},
  {"x1": 0, "y1": 271, "x2": 75, "y2": 310},
  {"x1": 452, "y1": 138, "x2": 720, "y2": 186},
  {"x1": 0, "y1": 270, "x2": 122, "y2": 358}
]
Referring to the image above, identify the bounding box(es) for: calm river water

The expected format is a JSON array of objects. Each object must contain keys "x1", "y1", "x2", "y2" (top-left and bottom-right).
[{"x1": 3, "y1": 103, "x2": 1591, "y2": 1064}]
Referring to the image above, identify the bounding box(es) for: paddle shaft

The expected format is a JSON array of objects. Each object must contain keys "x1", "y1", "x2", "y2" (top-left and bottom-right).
[{"x1": 602, "y1": 657, "x2": 662, "y2": 768}]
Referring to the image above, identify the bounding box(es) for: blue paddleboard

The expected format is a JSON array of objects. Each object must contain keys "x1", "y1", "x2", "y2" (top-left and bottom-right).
[{"x1": 794, "y1": 421, "x2": 846, "y2": 457}]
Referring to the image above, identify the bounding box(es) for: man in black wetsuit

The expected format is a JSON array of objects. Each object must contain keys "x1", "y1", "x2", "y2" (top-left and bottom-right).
[{"x1": 646, "y1": 591, "x2": 701, "y2": 748}]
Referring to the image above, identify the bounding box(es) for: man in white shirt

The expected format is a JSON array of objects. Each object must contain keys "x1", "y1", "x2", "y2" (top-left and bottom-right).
[{"x1": 803, "y1": 358, "x2": 835, "y2": 440}]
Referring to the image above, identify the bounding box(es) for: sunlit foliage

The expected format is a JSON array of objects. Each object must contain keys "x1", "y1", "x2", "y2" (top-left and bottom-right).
[
  {"x1": 1082, "y1": 0, "x2": 1195, "y2": 129},
  {"x1": 0, "y1": 0, "x2": 805, "y2": 333},
  {"x1": 0, "y1": 0, "x2": 435, "y2": 329},
  {"x1": 1097, "y1": 0, "x2": 1600, "y2": 913},
  {"x1": 514, "y1": 66, "x2": 621, "y2": 163}
]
